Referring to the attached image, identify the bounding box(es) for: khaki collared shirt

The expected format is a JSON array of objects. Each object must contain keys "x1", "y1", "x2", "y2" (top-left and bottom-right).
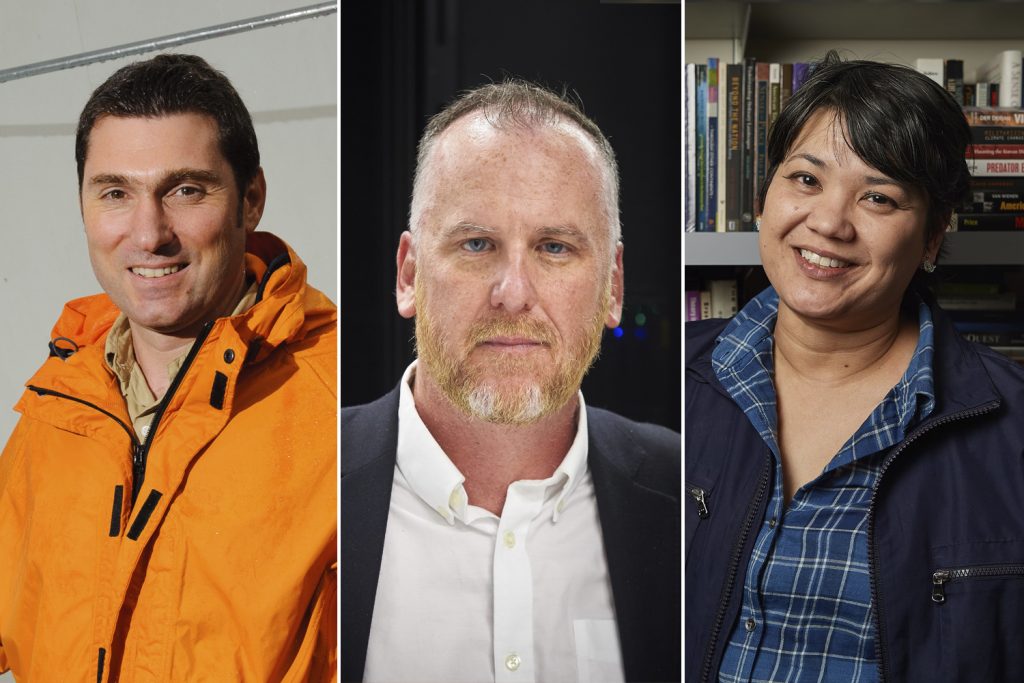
[{"x1": 104, "y1": 280, "x2": 259, "y2": 443}]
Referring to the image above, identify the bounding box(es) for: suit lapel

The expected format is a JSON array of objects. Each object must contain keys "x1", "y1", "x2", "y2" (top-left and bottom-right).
[
  {"x1": 340, "y1": 387, "x2": 400, "y2": 682},
  {"x1": 589, "y1": 409, "x2": 681, "y2": 683}
]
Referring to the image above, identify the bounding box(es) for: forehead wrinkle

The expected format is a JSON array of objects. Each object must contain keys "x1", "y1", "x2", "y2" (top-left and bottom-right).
[{"x1": 86, "y1": 167, "x2": 224, "y2": 189}]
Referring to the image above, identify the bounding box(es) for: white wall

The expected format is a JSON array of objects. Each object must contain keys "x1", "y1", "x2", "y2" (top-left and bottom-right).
[{"x1": 0, "y1": 0, "x2": 338, "y2": 459}]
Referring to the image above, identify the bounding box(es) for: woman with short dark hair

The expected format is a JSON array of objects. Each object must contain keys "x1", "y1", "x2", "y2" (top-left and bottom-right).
[{"x1": 686, "y1": 51, "x2": 1024, "y2": 683}]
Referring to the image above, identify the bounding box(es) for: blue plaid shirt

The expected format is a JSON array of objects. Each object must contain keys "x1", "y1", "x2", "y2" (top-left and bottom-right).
[{"x1": 714, "y1": 287, "x2": 935, "y2": 683}]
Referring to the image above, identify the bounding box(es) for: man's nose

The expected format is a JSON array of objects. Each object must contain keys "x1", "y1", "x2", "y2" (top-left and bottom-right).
[
  {"x1": 490, "y1": 252, "x2": 538, "y2": 313},
  {"x1": 131, "y1": 198, "x2": 175, "y2": 253}
]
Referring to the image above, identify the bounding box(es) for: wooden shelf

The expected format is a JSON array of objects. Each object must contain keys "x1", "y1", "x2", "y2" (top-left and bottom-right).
[{"x1": 686, "y1": 232, "x2": 1024, "y2": 266}]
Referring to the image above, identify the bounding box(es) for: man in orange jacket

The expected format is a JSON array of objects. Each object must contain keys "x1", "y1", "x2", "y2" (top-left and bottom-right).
[{"x1": 0, "y1": 54, "x2": 337, "y2": 681}]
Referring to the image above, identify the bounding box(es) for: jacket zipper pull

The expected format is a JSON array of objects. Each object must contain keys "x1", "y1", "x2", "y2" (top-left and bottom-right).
[
  {"x1": 689, "y1": 485, "x2": 709, "y2": 519},
  {"x1": 932, "y1": 570, "x2": 950, "y2": 604}
]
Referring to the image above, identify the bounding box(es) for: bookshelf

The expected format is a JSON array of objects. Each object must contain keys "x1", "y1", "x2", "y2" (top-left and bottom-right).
[{"x1": 685, "y1": 0, "x2": 1024, "y2": 272}]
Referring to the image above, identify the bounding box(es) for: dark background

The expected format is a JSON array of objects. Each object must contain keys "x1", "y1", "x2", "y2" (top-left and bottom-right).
[{"x1": 340, "y1": 0, "x2": 681, "y2": 430}]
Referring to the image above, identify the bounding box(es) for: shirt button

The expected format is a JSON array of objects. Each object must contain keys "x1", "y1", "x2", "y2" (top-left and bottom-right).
[
  {"x1": 503, "y1": 531, "x2": 516, "y2": 549},
  {"x1": 449, "y1": 489, "x2": 463, "y2": 509},
  {"x1": 745, "y1": 617, "x2": 756, "y2": 632},
  {"x1": 767, "y1": 518, "x2": 777, "y2": 528},
  {"x1": 223, "y1": 348, "x2": 235, "y2": 363},
  {"x1": 505, "y1": 653, "x2": 521, "y2": 671}
]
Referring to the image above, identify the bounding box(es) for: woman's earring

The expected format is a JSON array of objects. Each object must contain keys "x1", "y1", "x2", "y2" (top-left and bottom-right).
[
  {"x1": 921, "y1": 259, "x2": 936, "y2": 273},
  {"x1": 754, "y1": 217, "x2": 761, "y2": 231}
]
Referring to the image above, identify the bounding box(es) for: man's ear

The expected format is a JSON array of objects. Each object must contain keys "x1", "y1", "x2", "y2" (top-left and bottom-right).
[
  {"x1": 242, "y1": 168, "x2": 267, "y2": 233},
  {"x1": 606, "y1": 242, "x2": 625, "y2": 328},
  {"x1": 396, "y1": 231, "x2": 417, "y2": 319}
]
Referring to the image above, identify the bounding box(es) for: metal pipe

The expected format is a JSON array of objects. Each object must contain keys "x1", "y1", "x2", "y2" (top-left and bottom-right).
[{"x1": 0, "y1": 2, "x2": 337, "y2": 84}]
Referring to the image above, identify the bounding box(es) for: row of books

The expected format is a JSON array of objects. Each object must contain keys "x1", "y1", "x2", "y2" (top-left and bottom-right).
[
  {"x1": 685, "y1": 280, "x2": 739, "y2": 321},
  {"x1": 916, "y1": 51, "x2": 1022, "y2": 108},
  {"x1": 940, "y1": 280, "x2": 1024, "y2": 367},
  {"x1": 684, "y1": 58, "x2": 814, "y2": 233},
  {"x1": 956, "y1": 107, "x2": 1024, "y2": 231}
]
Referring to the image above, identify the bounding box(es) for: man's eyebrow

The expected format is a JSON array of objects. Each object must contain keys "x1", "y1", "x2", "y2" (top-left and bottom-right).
[
  {"x1": 440, "y1": 222, "x2": 498, "y2": 239},
  {"x1": 537, "y1": 225, "x2": 590, "y2": 243},
  {"x1": 85, "y1": 168, "x2": 224, "y2": 187}
]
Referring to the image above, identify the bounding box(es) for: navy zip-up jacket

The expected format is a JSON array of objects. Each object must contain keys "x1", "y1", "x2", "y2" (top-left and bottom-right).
[{"x1": 685, "y1": 294, "x2": 1024, "y2": 683}]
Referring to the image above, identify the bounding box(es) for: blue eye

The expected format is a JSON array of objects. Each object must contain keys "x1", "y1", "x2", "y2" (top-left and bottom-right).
[
  {"x1": 462, "y1": 238, "x2": 490, "y2": 252},
  {"x1": 541, "y1": 242, "x2": 568, "y2": 255}
]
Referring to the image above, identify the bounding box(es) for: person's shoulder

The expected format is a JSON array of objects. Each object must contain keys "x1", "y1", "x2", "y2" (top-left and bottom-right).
[
  {"x1": 341, "y1": 386, "x2": 400, "y2": 430},
  {"x1": 973, "y1": 341, "x2": 1024, "y2": 404},
  {"x1": 685, "y1": 317, "x2": 729, "y2": 365},
  {"x1": 586, "y1": 406, "x2": 680, "y2": 494}
]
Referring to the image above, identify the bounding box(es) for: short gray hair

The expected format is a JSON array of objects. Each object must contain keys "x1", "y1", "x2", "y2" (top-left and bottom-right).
[{"x1": 409, "y1": 79, "x2": 621, "y2": 245}]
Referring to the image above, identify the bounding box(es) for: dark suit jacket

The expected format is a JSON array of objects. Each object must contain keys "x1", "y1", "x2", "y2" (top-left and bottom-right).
[{"x1": 340, "y1": 386, "x2": 680, "y2": 682}]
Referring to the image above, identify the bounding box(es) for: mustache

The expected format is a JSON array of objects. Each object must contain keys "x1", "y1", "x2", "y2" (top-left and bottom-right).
[{"x1": 467, "y1": 316, "x2": 557, "y2": 347}]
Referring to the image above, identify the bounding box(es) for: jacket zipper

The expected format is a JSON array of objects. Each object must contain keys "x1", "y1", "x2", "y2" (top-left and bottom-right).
[
  {"x1": 129, "y1": 320, "x2": 215, "y2": 504},
  {"x1": 700, "y1": 451, "x2": 772, "y2": 683},
  {"x1": 931, "y1": 563, "x2": 1024, "y2": 604},
  {"x1": 866, "y1": 400, "x2": 1000, "y2": 683},
  {"x1": 688, "y1": 483, "x2": 710, "y2": 519}
]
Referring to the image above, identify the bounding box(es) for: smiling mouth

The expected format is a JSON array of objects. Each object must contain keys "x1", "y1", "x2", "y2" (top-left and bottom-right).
[
  {"x1": 130, "y1": 264, "x2": 185, "y2": 278},
  {"x1": 799, "y1": 248, "x2": 851, "y2": 269}
]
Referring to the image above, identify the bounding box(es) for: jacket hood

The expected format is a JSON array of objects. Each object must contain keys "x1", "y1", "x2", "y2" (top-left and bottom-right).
[{"x1": 46, "y1": 231, "x2": 334, "y2": 363}]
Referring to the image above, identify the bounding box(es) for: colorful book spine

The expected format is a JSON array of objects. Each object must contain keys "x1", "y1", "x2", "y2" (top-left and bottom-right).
[
  {"x1": 971, "y1": 126, "x2": 1024, "y2": 145},
  {"x1": 706, "y1": 58, "x2": 719, "y2": 233},
  {"x1": 696, "y1": 64, "x2": 708, "y2": 231},
  {"x1": 716, "y1": 60, "x2": 728, "y2": 232},
  {"x1": 725, "y1": 63, "x2": 743, "y2": 232},
  {"x1": 945, "y1": 59, "x2": 964, "y2": 104},
  {"x1": 954, "y1": 212, "x2": 1024, "y2": 230},
  {"x1": 966, "y1": 144, "x2": 1024, "y2": 159},
  {"x1": 781, "y1": 63, "x2": 794, "y2": 110},
  {"x1": 968, "y1": 158, "x2": 1024, "y2": 176},
  {"x1": 755, "y1": 62, "x2": 770, "y2": 208},
  {"x1": 685, "y1": 63, "x2": 695, "y2": 232},
  {"x1": 793, "y1": 62, "x2": 810, "y2": 93}
]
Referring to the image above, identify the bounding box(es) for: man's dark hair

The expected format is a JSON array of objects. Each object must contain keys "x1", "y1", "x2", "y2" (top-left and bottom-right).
[
  {"x1": 75, "y1": 53, "x2": 260, "y2": 196},
  {"x1": 759, "y1": 50, "x2": 971, "y2": 243}
]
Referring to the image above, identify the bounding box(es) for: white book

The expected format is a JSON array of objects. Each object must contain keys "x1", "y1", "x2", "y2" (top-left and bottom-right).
[
  {"x1": 978, "y1": 50, "x2": 1023, "y2": 107},
  {"x1": 976, "y1": 81, "x2": 991, "y2": 107},
  {"x1": 916, "y1": 58, "x2": 944, "y2": 87}
]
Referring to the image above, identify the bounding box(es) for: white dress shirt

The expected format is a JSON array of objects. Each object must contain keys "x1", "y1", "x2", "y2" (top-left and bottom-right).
[{"x1": 363, "y1": 362, "x2": 624, "y2": 683}]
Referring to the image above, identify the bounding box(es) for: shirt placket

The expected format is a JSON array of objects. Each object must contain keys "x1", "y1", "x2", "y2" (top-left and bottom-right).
[{"x1": 493, "y1": 480, "x2": 546, "y2": 683}]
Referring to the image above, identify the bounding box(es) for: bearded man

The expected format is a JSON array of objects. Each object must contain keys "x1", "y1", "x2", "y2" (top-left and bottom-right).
[{"x1": 340, "y1": 81, "x2": 680, "y2": 683}]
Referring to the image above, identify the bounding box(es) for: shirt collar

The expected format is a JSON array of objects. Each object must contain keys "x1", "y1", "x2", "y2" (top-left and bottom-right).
[{"x1": 395, "y1": 361, "x2": 589, "y2": 525}]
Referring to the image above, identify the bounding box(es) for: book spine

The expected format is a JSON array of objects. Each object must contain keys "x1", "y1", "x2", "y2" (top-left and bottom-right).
[
  {"x1": 793, "y1": 62, "x2": 810, "y2": 93},
  {"x1": 963, "y1": 108, "x2": 1024, "y2": 127},
  {"x1": 769, "y1": 63, "x2": 782, "y2": 131},
  {"x1": 700, "y1": 291, "x2": 712, "y2": 320},
  {"x1": 741, "y1": 58, "x2": 756, "y2": 230},
  {"x1": 696, "y1": 64, "x2": 708, "y2": 232},
  {"x1": 971, "y1": 126, "x2": 1024, "y2": 144},
  {"x1": 716, "y1": 61, "x2": 728, "y2": 232},
  {"x1": 709, "y1": 279, "x2": 738, "y2": 318},
  {"x1": 945, "y1": 59, "x2": 964, "y2": 104},
  {"x1": 976, "y1": 82, "x2": 990, "y2": 107},
  {"x1": 685, "y1": 63, "x2": 696, "y2": 232},
  {"x1": 755, "y1": 62, "x2": 769, "y2": 210},
  {"x1": 964, "y1": 83, "x2": 976, "y2": 107},
  {"x1": 969, "y1": 194, "x2": 1024, "y2": 214},
  {"x1": 968, "y1": 158, "x2": 1024, "y2": 176},
  {"x1": 915, "y1": 58, "x2": 944, "y2": 87},
  {"x1": 725, "y1": 63, "x2": 743, "y2": 232},
  {"x1": 967, "y1": 143, "x2": 1024, "y2": 159},
  {"x1": 706, "y1": 58, "x2": 719, "y2": 233},
  {"x1": 954, "y1": 212, "x2": 1024, "y2": 230},
  {"x1": 781, "y1": 63, "x2": 793, "y2": 110},
  {"x1": 991, "y1": 83, "x2": 1001, "y2": 107},
  {"x1": 686, "y1": 291, "x2": 702, "y2": 321}
]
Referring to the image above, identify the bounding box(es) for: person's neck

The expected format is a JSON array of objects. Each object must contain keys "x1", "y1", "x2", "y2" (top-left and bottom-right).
[
  {"x1": 412, "y1": 370, "x2": 579, "y2": 516},
  {"x1": 128, "y1": 324, "x2": 198, "y2": 400},
  {"x1": 773, "y1": 303, "x2": 917, "y2": 384}
]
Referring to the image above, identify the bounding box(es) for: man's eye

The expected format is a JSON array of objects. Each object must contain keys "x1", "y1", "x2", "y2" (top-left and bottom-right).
[
  {"x1": 462, "y1": 238, "x2": 490, "y2": 252},
  {"x1": 541, "y1": 242, "x2": 569, "y2": 255},
  {"x1": 173, "y1": 186, "x2": 204, "y2": 198},
  {"x1": 102, "y1": 189, "x2": 126, "y2": 200}
]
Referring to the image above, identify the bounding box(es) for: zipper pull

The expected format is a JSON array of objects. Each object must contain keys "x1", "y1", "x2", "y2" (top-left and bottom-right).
[
  {"x1": 689, "y1": 485, "x2": 709, "y2": 519},
  {"x1": 932, "y1": 570, "x2": 950, "y2": 604}
]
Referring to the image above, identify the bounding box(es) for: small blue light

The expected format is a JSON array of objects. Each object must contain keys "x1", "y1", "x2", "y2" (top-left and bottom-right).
[
  {"x1": 634, "y1": 327, "x2": 648, "y2": 340},
  {"x1": 613, "y1": 327, "x2": 624, "y2": 338}
]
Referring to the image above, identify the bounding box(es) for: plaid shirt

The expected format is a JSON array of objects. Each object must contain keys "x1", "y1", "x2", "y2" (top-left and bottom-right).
[{"x1": 713, "y1": 287, "x2": 935, "y2": 683}]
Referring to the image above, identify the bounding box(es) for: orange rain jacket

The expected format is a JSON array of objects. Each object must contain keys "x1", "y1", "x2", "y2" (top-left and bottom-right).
[{"x1": 0, "y1": 232, "x2": 337, "y2": 682}]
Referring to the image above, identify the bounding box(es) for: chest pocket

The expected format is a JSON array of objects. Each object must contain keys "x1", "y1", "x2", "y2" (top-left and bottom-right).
[{"x1": 930, "y1": 541, "x2": 1024, "y2": 682}]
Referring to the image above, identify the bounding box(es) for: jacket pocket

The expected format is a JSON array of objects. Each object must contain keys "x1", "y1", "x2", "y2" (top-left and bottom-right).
[{"x1": 930, "y1": 554, "x2": 1024, "y2": 682}]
